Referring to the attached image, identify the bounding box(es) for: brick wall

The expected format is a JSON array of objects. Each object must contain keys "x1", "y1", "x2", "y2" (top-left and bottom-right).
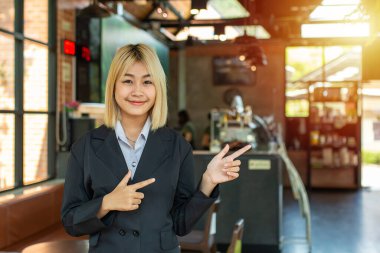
[
  {"x1": 24, "y1": 0, "x2": 48, "y2": 42},
  {"x1": 56, "y1": 0, "x2": 90, "y2": 110},
  {"x1": 0, "y1": 0, "x2": 14, "y2": 32}
]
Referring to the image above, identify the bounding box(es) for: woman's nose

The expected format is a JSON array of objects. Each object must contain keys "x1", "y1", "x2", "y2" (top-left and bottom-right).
[{"x1": 131, "y1": 82, "x2": 142, "y2": 94}]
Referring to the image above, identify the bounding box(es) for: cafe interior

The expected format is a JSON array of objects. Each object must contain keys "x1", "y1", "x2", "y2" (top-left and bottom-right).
[{"x1": 0, "y1": 0, "x2": 380, "y2": 252}]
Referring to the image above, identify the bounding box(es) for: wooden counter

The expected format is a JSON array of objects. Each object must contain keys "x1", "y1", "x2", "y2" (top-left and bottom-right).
[{"x1": 193, "y1": 151, "x2": 283, "y2": 253}]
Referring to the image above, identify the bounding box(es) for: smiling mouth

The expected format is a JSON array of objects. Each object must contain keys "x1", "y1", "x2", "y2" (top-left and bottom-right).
[{"x1": 128, "y1": 100, "x2": 146, "y2": 106}]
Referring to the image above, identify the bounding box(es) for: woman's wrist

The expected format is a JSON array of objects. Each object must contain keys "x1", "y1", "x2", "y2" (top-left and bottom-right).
[
  {"x1": 97, "y1": 194, "x2": 111, "y2": 219},
  {"x1": 203, "y1": 171, "x2": 217, "y2": 186},
  {"x1": 199, "y1": 172, "x2": 217, "y2": 197},
  {"x1": 102, "y1": 194, "x2": 112, "y2": 212}
]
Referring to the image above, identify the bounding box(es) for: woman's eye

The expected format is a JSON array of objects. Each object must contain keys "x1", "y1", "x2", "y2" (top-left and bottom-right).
[
  {"x1": 144, "y1": 80, "x2": 153, "y2": 85},
  {"x1": 122, "y1": 80, "x2": 133, "y2": 84}
]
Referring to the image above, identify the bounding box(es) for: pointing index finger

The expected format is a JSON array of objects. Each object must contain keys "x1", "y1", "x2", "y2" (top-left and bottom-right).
[
  {"x1": 227, "y1": 144, "x2": 252, "y2": 160},
  {"x1": 131, "y1": 178, "x2": 156, "y2": 190},
  {"x1": 217, "y1": 144, "x2": 230, "y2": 158}
]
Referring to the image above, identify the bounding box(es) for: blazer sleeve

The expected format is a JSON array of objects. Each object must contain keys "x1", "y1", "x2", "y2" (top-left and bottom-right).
[
  {"x1": 171, "y1": 142, "x2": 219, "y2": 236},
  {"x1": 61, "y1": 138, "x2": 113, "y2": 237}
]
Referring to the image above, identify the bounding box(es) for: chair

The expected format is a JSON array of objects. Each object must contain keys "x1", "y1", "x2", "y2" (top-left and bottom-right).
[
  {"x1": 226, "y1": 219, "x2": 244, "y2": 253},
  {"x1": 178, "y1": 198, "x2": 220, "y2": 253}
]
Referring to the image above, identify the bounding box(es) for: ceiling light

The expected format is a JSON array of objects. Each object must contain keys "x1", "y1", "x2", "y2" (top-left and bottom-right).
[
  {"x1": 155, "y1": 2, "x2": 169, "y2": 18},
  {"x1": 190, "y1": 9, "x2": 199, "y2": 15},
  {"x1": 214, "y1": 25, "x2": 225, "y2": 41},
  {"x1": 191, "y1": 0, "x2": 208, "y2": 15}
]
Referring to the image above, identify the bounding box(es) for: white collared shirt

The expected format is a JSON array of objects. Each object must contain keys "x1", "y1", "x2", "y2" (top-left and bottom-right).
[{"x1": 115, "y1": 117, "x2": 151, "y2": 179}]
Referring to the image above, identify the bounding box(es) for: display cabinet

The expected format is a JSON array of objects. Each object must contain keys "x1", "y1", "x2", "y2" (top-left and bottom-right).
[{"x1": 308, "y1": 81, "x2": 361, "y2": 188}]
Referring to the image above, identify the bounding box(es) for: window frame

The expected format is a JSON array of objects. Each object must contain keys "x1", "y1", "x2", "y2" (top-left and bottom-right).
[
  {"x1": 285, "y1": 44, "x2": 362, "y2": 118},
  {"x1": 0, "y1": 0, "x2": 56, "y2": 192}
]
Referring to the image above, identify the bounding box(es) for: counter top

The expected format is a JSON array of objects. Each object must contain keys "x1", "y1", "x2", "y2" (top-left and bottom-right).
[{"x1": 193, "y1": 150, "x2": 278, "y2": 156}]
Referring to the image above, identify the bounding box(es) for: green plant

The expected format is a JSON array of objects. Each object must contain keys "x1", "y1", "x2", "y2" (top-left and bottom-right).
[
  {"x1": 362, "y1": 150, "x2": 380, "y2": 164},
  {"x1": 64, "y1": 100, "x2": 80, "y2": 113}
]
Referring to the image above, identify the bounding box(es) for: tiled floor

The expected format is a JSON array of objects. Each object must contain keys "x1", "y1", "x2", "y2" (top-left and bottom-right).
[
  {"x1": 3, "y1": 184, "x2": 380, "y2": 253},
  {"x1": 282, "y1": 188, "x2": 380, "y2": 253}
]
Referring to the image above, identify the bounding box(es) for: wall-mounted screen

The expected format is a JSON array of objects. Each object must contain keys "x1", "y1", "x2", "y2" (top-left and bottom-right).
[{"x1": 213, "y1": 56, "x2": 256, "y2": 86}]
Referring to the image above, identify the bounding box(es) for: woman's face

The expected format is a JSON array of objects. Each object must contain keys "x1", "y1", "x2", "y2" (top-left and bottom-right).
[{"x1": 115, "y1": 61, "x2": 156, "y2": 120}]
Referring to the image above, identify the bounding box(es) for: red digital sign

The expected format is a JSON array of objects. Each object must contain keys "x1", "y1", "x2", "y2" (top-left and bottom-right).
[
  {"x1": 81, "y1": 46, "x2": 91, "y2": 62},
  {"x1": 63, "y1": 39, "x2": 76, "y2": 56}
]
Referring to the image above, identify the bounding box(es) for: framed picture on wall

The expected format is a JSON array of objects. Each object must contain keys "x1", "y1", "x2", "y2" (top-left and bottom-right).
[{"x1": 212, "y1": 56, "x2": 256, "y2": 86}]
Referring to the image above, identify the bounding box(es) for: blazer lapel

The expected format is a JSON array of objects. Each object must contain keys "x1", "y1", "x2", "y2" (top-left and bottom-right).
[
  {"x1": 133, "y1": 128, "x2": 172, "y2": 183},
  {"x1": 94, "y1": 128, "x2": 129, "y2": 183}
]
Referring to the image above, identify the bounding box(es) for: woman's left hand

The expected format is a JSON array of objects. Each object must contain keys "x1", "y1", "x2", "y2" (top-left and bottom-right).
[{"x1": 204, "y1": 144, "x2": 252, "y2": 185}]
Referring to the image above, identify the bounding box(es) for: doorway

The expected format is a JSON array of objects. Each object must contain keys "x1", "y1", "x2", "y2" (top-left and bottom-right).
[{"x1": 361, "y1": 82, "x2": 380, "y2": 189}]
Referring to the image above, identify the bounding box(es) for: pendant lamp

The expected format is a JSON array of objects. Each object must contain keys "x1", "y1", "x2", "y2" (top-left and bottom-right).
[
  {"x1": 232, "y1": 0, "x2": 267, "y2": 66},
  {"x1": 233, "y1": 28, "x2": 267, "y2": 66}
]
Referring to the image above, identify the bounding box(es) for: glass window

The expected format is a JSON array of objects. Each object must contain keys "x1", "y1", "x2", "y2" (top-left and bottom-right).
[
  {"x1": 0, "y1": 114, "x2": 15, "y2": 191},
  {"x1": 285, "y1": 46, "x2": 362, "y2": 118},
  {"x1": 0, "y1": 33, "x2": 15, "y2": 110},
  {"x1": 286, "y1": 47, "x2": 323, "y2": 83},
  {"x1": 0, "y1": 0, "x2": 53, "y2": 193},
  {"x1": 24, "y1": 41, "x2": 48, "y2": 112},
  {"x1": 309, "y1": 5, "x2": 360, "y2": 21},
  {"x1": 301, "y1": 23, "x2": 370, "y2": 38},
  {"x1": 286, "y1": 82, "x2": 310, "y2": 117},
  {"x1": 324, "y1": 46, "x2": 362, "y2": 81},
  {"x1": 23, "y1": 114, "x2": 48, "y2": 185},
  {"x1": 0, "y1": 0, "x2": 14, "y2": 32},
  {"x1": 24, "y1": 0, "x2": 48, "y2": 43}
]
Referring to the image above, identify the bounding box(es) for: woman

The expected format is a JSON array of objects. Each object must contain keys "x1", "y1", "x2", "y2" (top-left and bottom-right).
[{"x1": 61, "y1": 44, "x2": 251, "y2": 253}]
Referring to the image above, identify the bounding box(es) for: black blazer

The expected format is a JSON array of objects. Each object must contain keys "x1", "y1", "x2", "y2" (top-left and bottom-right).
[{"x1": 61, "y1": 125, "x2": 219, "y2": 253}]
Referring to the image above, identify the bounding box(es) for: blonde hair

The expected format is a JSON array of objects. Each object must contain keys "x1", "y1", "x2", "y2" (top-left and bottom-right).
[{"x1": 104, "y1": 44, "x2": 168, "y2": 130}]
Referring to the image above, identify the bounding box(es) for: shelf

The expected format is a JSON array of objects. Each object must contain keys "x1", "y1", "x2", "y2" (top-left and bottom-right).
[
  {"x1": 311, "y1": 100, "x2": 357, "y2": 103},
  {"x1": 311, "y1": 165, "x2": 357, "y2": 170},
  {"x1": 285, "y1": 81, "x2": 361, "y2": 189},
  {"x1": 309, "y1": 121, "x2": 358, "y2": 126},
  {"x1": 310, "y1": 145, "x2": 358, "y2": 150},
  {"x1": 311, "y1": 166, "x2": 357, "y2": 188}
]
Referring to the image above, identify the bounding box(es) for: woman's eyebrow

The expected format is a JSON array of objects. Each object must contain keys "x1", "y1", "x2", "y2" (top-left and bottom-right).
[{"x1": 124, "y1": 73, "x2": 151, "y2": 78}]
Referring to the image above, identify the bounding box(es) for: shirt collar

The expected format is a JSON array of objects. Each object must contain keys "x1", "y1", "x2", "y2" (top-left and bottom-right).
[
  {"x1": 140, "y1": 116, "x2": 151, "y2": 140},
  {"x1": 115, "y1": 117, "x2": 151, "y2": 143}
]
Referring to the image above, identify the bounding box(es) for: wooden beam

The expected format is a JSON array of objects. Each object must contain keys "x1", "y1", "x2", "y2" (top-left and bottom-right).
[{"x1": 149, "y1": 16, "x2": 263, "y2": 27}]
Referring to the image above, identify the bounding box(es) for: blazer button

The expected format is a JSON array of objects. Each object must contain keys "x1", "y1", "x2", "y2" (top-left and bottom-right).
[
  {"x1": 132, "y1": 230, "x2": 140, "y2": 237},
  {"x1": 119, "y1": 229, "x2": 126, "y2": 236}
]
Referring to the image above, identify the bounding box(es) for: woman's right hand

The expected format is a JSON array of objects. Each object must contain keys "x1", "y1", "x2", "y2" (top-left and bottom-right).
[{"x1": 97, "y1": 171, "x2": 155, "y2": 218}]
